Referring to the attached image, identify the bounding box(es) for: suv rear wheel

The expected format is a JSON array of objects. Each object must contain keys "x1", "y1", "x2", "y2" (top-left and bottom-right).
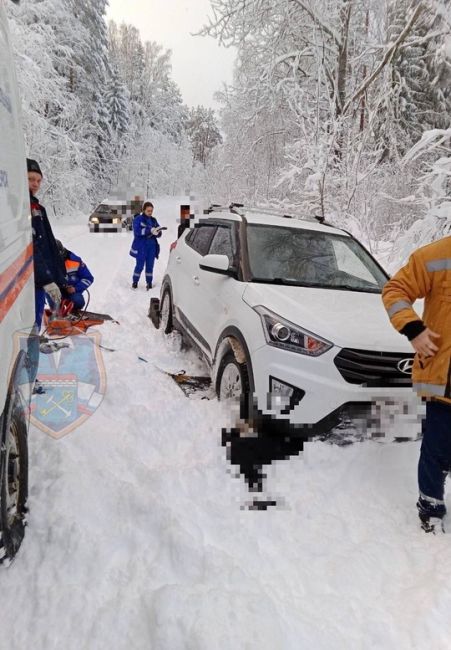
[{"x1": 0, "y1": 390, "x2": 28, "y2": 563}]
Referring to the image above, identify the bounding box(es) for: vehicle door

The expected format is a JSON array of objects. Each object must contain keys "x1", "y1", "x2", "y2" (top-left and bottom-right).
[
  {"x1": 193, "y1": 223, "x2": 239, "y2": 355},
  {"x1": 171, "y1": 223, "x2": 216, "y2": 354}
]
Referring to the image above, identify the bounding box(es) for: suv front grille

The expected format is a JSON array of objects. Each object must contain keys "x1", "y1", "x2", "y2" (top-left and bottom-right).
[{"x1": 334, "y1": 348, "x2": 414, "y2": 387}]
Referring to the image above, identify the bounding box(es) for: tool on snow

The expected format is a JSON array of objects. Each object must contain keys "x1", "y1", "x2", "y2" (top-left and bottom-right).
[
  {"x1": 149, "y1": 362, "x2": 212, "y2": 399},
  {"x1": 43, "y1": 293, "x2": 118, "y2": 338}
]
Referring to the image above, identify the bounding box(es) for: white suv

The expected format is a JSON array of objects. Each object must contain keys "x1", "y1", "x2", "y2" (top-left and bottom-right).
[{"x1": 159, "y1": 205, "x2": 415, "y2": 435}]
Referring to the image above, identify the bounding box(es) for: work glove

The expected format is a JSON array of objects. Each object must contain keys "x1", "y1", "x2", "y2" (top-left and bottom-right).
[
  {"x1": 43, "y1": 282, "x2": 61, "y2": 304},
  {"x1": 150, "y1": 227, "x2": 160, "y2": 236}
]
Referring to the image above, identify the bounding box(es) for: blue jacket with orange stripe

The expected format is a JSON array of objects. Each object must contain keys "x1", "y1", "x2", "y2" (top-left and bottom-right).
[
  {"x1": 64, "y1": 251, "x2": 94, "y2": 293},
  {"x1": 30, "y1": 193, "x2": 67, "y2": 289}
]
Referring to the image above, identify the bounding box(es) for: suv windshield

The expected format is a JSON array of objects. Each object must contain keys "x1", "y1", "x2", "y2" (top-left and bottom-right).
[{"x1": 247, "y1": 225, "x2": 387, "y2": 292}]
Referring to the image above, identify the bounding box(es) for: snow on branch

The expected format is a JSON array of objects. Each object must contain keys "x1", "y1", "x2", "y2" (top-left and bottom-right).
[
  {"x1": 403, "y1": 128, "x2": 451, "y2": 162},
  {"x1": 289, "y1": 0, "x2": 341, "y2": 47},
  {"x1": 342, "y1": 3, "x2": 425, "y2": 116}
]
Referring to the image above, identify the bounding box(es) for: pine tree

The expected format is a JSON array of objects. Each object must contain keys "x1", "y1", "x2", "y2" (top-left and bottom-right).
[
  {"x1": 384, "y1": 0, "x2": 451, "y2": 154},
  {"x1": 105, "y1": 67, "x2": 130, "y2": 137}
]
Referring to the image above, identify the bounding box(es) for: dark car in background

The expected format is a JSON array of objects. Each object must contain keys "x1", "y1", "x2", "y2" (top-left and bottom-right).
[{"x1": 88, "y1": 200, "x2": 127, "y2": 233}]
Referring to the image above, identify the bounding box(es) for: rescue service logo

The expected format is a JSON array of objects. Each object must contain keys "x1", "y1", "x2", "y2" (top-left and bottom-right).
[{"x1": 30, "y1": 332, "x2": 106, "y2": 439}]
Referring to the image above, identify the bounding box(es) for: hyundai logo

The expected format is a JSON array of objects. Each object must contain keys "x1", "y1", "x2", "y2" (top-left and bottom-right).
[{"x1": 397, "y1": 358, "x2": 414, "y2": 375}]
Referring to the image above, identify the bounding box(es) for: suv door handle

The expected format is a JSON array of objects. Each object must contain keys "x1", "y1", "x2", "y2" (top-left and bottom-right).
[
  {"x1": 193, "y1": 276, "x2": 200, "y2": 285},
  {"x1": 176, "y1": 256, "x2": 182, "y2": 263}
]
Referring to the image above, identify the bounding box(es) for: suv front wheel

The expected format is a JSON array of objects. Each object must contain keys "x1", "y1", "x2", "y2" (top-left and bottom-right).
[{"x1": 216, "y1": 352, "x2": 251, "y2": 418}]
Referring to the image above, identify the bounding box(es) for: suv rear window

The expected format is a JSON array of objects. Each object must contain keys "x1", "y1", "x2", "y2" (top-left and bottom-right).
[{"x1": 186, "y1": 224, "x2": 216, "y2": 256}]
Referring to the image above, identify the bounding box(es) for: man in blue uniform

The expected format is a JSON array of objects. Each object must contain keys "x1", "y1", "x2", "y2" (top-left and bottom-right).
[
  {"x1": 129, "y1": 201, "x2": 163, "y2": 290},
  {"x1": 28, "y1": 158, "x2": 67, "y2": 328},
  {"x1": 56, "y1": 241, "x2": 94, "y2": 310}
]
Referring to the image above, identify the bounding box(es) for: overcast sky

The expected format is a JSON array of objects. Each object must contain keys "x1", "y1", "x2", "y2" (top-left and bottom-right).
[{"x1": 106, "y1": 0, "x2": 236, "y2": 109}]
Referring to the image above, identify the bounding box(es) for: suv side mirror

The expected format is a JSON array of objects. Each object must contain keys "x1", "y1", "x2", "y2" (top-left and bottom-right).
[{"x1": 199, "y1": 254, "x2": 234, "y2": 277}]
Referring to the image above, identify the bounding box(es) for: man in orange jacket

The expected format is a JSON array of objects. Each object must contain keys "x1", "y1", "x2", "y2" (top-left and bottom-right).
[{"x1": 382, "y1": 235, "x2": 451, "y2": 533}]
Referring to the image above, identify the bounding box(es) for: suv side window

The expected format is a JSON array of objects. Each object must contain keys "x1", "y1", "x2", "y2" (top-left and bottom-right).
[
  {"x1": 186, "y1": 225, "x2": 216, "y2": 256},
  {"x1": 208, "y1": 226, "x2": 233, "y2": 259}
]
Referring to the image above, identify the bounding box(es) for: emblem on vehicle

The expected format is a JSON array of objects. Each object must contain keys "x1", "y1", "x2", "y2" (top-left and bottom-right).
[
  {"x1": 397, "y1": 358, "x2": 414, "y2": 375},
  {"x1": 30, "y1": 331, "x2": 106, "y2": 439}
]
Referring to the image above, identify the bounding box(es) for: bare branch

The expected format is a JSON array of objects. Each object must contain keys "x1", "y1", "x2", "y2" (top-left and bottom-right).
[
  {"x1": 342, "y1": 2, "x2": 425, "y2": 115},
  {"x1": 289, "y1": 0, "x2": 341, "y2": 47}
]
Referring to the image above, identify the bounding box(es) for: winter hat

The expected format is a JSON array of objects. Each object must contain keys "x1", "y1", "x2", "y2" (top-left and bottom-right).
[{"x1": 27, "y1": 158, "x2": 43, "y2": 177}]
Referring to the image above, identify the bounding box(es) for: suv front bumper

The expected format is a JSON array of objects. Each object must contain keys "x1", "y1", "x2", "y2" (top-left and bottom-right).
[{"x1": 250, "y1": 344, "x2": 418, "y2": 435}]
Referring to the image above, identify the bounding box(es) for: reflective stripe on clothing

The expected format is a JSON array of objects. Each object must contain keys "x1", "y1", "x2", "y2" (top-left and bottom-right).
[
  {"x1": 387, "y1": 300, "x2": 412, "y2": 318},
  {"x1": 412, "y1": 383, "x2": 446, "y2": 396},
  {"x1": 426, "y1": 258, "x2": 451, "y2": 272},
  {"x1": 419, "y1": 490, "x2": 446, "y2": 506}
]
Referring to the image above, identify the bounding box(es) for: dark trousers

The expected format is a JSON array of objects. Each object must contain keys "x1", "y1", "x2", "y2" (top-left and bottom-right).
[
  {"x1": 417, "y1": 400, "x2": 451, "y2": 519},
  {"x1": 133, "y1": 244, "x2": 157, "y2": 285},
  {"x1": 34, "y1": 288, "x2": 46, "y2": 328}
]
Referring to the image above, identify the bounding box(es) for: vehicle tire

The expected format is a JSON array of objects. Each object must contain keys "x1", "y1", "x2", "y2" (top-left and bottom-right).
[
  {"x1": 216, "y1": 351, "x2": 251, "y2": 419},
  {"x1": 160, "y1": 288, "x2": 173, "y2": 335},
  {"x1": 0, "y1": 390, "x2": 28, "y2": 563}
]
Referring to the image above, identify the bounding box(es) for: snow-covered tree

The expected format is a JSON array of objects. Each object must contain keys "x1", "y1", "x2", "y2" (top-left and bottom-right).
[
  {"x1": 105, "y1": 67, "x2": 130, "y2": 138},
  {"x1": 186, "y1": 106, "x2": 222, "y2": 165},
  {"x1": 203, "y1": 0, "x2": 450, "y2": 241},
  {"x1": 108, "y1": 21, "x2": 188, "y2": 143},
  {"x1": 376, "y1": 0, "x2": 451, "y2": 158}
]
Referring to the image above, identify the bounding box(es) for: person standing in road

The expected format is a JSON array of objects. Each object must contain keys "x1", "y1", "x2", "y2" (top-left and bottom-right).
[
  {"x1": 382, "y1": 235, "x2": 451, "y2": 533},
  {"x1": 27, "y1": 158, "x2": 67, "y2": 328},
  {"x1": 177, "y1": 204, "x2": 191, "y2": 239},
  {"x1": 129, "y1": 201, "x2": 163, "y2": 290}
]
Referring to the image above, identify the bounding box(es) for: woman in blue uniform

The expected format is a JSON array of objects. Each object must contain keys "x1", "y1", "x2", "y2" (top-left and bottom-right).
[{"x1": 129, "y1": 201, "x2": 163, "y2": 290}]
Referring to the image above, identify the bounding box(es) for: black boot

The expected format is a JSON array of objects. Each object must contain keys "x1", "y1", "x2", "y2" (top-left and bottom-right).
[
  {"x1": 146, "y1": 283, "x2": 152, "y2": 290},
  {"x1": 132, "y1": 281, "x2": 138, "y2": 289},
  {"x1": 417, "y1": 502, "x2": 445, "y2": 533}
]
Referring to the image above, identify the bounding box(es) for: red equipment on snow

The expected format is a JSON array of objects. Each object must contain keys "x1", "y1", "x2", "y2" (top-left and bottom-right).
[{"x1": 43, "y1": 298, "x2": 117, "y2": 337}]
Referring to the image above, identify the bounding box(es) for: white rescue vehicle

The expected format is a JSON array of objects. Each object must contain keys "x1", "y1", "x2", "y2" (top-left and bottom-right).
[{"x1": 0, "y1": 0, "x2": 37, "y2": 562}]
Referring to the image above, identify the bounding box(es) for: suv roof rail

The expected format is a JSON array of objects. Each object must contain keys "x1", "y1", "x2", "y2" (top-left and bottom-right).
[{"x1": 204, "y1": 203, "x2": 335, "y2": 227}]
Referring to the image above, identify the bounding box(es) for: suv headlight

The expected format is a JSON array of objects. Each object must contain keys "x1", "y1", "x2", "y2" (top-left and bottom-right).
[
  {"x1": 254, "y1": 306, "x2": 333, "y2": 356},
  {"x1": 90, "y1": 216, "x2": 99, "y2": 223},
  {"x1": 113, "y1": 217, "x2": 121, "y2": 224}
]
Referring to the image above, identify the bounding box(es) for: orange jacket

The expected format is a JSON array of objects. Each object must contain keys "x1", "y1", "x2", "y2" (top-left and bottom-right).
[{"x1": 382, "y1": 236, "x2": 451, "y2": 402}]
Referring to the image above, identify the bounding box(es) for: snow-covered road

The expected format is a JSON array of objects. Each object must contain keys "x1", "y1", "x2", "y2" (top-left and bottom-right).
[{"x1": 1, "y1": 197, "x2": 451, "y2": 650}]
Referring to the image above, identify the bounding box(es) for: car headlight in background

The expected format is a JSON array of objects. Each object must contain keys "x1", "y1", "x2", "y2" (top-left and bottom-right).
[
  {"x1": 90, "y1": 216, "x2": 99, "y2": 224},
  {"x1": 254, "y1": 306, "x2": 333, "y2": 356},
  {"x1": 113, "y1": 217, "x2": 121, "y2": 224}
]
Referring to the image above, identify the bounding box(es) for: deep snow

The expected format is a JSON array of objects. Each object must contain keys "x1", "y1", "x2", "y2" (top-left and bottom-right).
[{"x1": 1, "y1": 197, "x2": 451, "y2": 650}]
